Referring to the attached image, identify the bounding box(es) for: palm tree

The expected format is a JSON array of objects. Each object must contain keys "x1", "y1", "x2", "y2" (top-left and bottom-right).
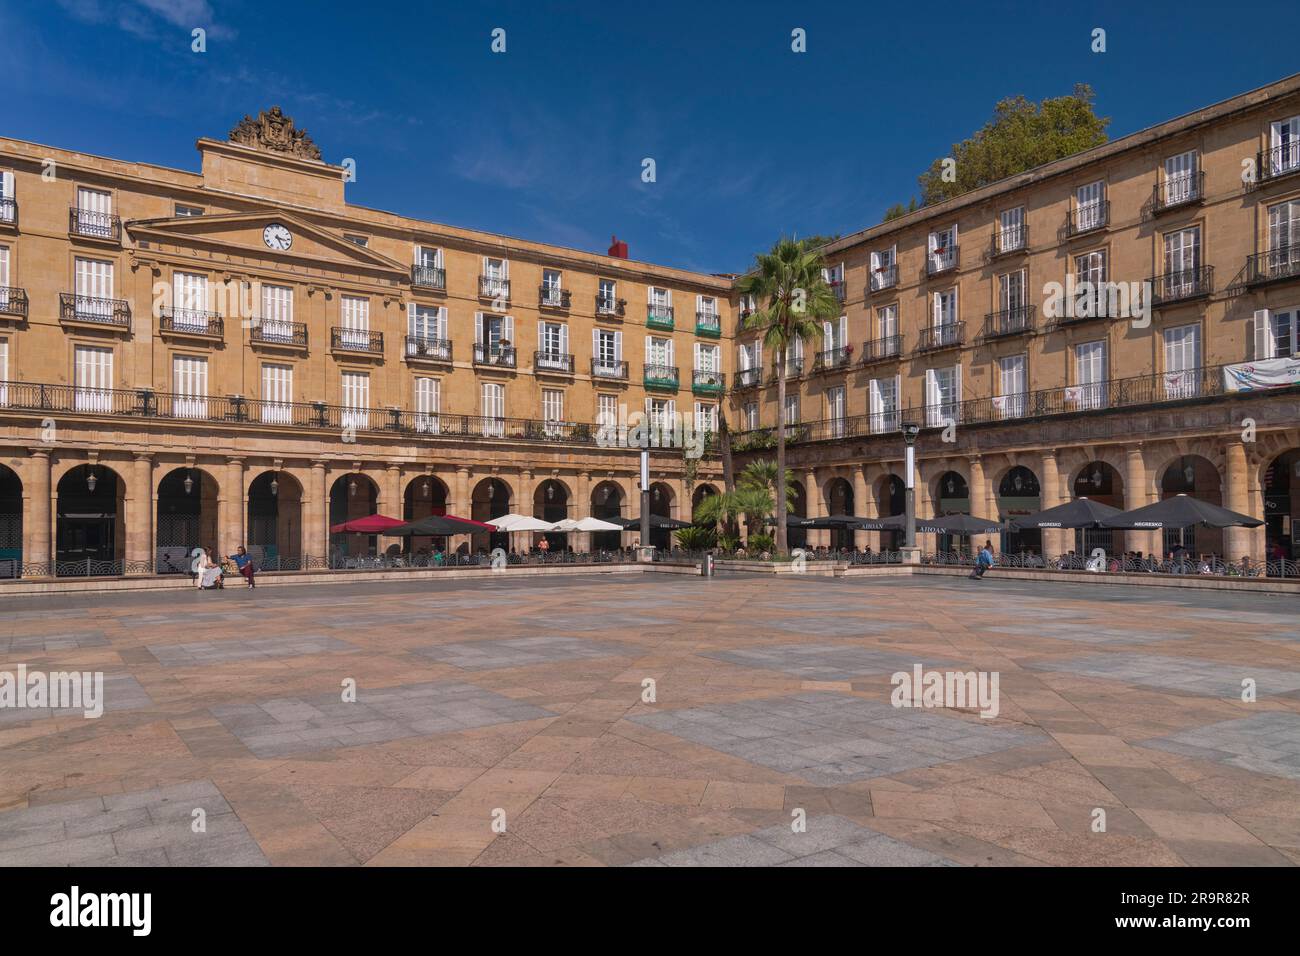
[{"x1": 735, "y1": 238, "x2": 840, "y2": 551}]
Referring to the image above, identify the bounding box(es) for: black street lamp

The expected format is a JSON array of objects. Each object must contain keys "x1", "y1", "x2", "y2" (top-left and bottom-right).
[{"x1": 901, "y1": 420, "x2": 920, "y2": 552}]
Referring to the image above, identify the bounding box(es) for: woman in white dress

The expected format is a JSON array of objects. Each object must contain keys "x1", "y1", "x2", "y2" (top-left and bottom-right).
[{"x1": 197, "y1": 548, "x2": 224, "y2": 589}]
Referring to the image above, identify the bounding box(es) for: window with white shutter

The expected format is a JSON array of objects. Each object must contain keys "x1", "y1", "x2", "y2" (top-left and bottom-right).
[
  {"x1": 0, "y1": 246, "x2": 10, "y2": 314},
  {"x1": 1267, "y1": 200, "x2": 1300, "y2": 278},
  {"x1": 0, "y1": 170, "x2": 14, "y2": 224},
  {"x1": 75, "y1": 187, "x2": 113, "y2": 237},
  {"x1": 876, "y1": 304, "x2": 898, "y2": 351},
  {"x1": 1270, "y1": 116, "x2": 1300, "y2": 176},
  {"x1": 260, "y1": 363, "x2": 293, "y2": 424},
  {"x1": 339, "y1": 295, "x2": 370, "y2": 350},
  {"x1": 1163, "y1": 151, "x2": 1197, "y2": 206},
  {"x1": 542, "y1": 388, "x2": 564, "y2": 436},
  {"x1": 414, "y1": 377, "x2": 440, "y2": 434},
  {"x1": 481, "y1": 382, "x2": 505, "y2": 437},
  {"x1": 869, "y1": 376, "x2": 899, "y2": 433},
  {"x1": 997, "y1": 354, "x2": 1027, "y2": 419},
  {"x1": 1162, "y1": 324, "x2": 1201, "y2": 399},
  {"x1": 1076, "y1": 181, "x2": 1105, "y2": 231},
  {"x1": 341, "y1": 371, "x2": 370, "y2": 431},
  {"x1": 74, "y1": 257, "x2": 114, "y2": 321},
  {"x1": 172, "y1": 273, "x2": 209, "y2": 332},
  {"x1": 0, "y1": 335, "x2": 8, "y2": 407},
  {"x1": 998, "y1": 207, "x2": 1025, "y2": 252},
  {"x1": 537, "y1": 321, "x2": 569, "y2": 370},
  {"x1": 597, "y1": 278, "x2": 618, "y2": 314},
  {"x1": 743, "y1": 402, "x2": 758, "y2": 431},
  {"x1": 261, "y1": 284, "x2": 294, "y2": 342},
  {"x1": 74, "y1": 345, "x2": 113, "y2": 412},
  {"x1": 695, "y1": 401, "x2": 717, "y2": 435},
  {"x1": 1074, "y1": 341, "x2": 1107, "y2": 410},
  {"x1": 1163, "y1": 227, "x2": 1201, "y2": 297},
  {"x1": 172, "y1": 355, "x2": 208, "y2": 419},
  {"x1": 870, "y1": 246, "x2": 897, "y2": 290}
]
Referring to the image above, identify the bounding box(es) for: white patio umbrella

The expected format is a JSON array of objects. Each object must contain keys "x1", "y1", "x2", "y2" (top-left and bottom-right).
[
  {"x1": 485, "y1": 513, "x2": 532, "y2": 531},
  {"x1": 571, "y1": 516, "x2": 623, "y2": 532},
  {"x1": 551, "y1": 518, "x2": 580, "y2": 532},
  {"x1": 488, "y1": 514, "x2": 556, "y2": 553}
]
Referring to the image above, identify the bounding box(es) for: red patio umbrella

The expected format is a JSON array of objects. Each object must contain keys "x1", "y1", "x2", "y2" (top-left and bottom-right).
[{"x1": 329, "y1": 513, "x2": 407, "y2": 534}]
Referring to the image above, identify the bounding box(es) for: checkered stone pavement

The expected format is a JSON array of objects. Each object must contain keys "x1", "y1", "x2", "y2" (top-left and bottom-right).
[
  {"x1": 1027, "y1": 653, "x2": 1300, "y2": 698},
  {"x1": 147, "y1": 634, "x2": 357, "y2": 666},
  {"x1": 0, "y1": 780, "x2": 267, "y2": 866},
  {"x1": 1140, "y1": 713, "x2": 1300, "y2": 780},
  {"x1": 986, "y1": 624, "x2": 1182, "y2": 646},
  {"x1": 703, "y1": 644, "x2": 960, "y2": 682},
  {"x1": 0, "y1": 673, "x2": 154, "y2": 727},
  {"x1": 2, "y1": 632, "x2": 110, "y2": 654},
  {"x1": 412, "y1": 636, "x2": 635, "y2": 670},
  {"x1": 630, "y1": 692, "x2": 1038, "y2": 786},
  {"x1": 628, "y1": 814, "x2": 958, "y2": 866},
  {"x1": 210, "y1": 680, "x2": 553, "y2": 757}
]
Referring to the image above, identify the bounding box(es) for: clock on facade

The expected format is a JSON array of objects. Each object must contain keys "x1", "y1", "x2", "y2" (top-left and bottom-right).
[{"x1": 263, "y1": 223, "x2": 292, "y2": 250}]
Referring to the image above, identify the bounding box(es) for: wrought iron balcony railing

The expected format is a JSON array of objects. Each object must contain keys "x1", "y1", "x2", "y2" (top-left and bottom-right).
[
  {"x1": 331, "y1": 327, "x2": 384, "y2": 353},
  {"x1": 1150, "y1": 266, "x2": 1214, "y2": 306},
  {"x1": 404, "y1": 335, "x2": 452, "y2": 362},
  {"x1": 827, "y1": 279, "x2": 846, "y2": 302},
  {"x1": 539, "y1": 286, "x2": 571, "y2": 309},
  {"x1": 643, "y1": 363, "x2": 679, "y2": 389},
  {"x1": 869, "y1": 264, "x2": 898, "y2": 291},
  {"x1": 69, "y1": 207, "x2": 121, "y2": 241},
  {"x1": 1245, "y1": 248, "x2": 1300, "y2": 286},
  {"x1": 59, "y1": 292, "x2": 130, "y2": 328},
  {"x1": 916, "y1": 321, "x2": 965, "y2": 352},
  {"x1": 590, "y1": 357, "x2": 628, "y2": 380},
  {"x1": 1067, "y1": 200, "x2": 1109, "y2": 237},
  {"x1": 811, "y1": 347, "x2": 854, "y2": 373},
  {"x1": 1259, "y1": 143, "x2": 1300, "y2": 184},
  {"x1": 473, "y1": 343, "x2": 516, "y2": 367},
  {"x1": 983, "y1": 305, "x2": 1035, "y2": 339},
  {"x1": 691, "y1": 369, "x2": 725, "y2": 394},
  {"x1": 250, "y1": 318, "x2": 308, "y2": 347},
  {"x1": 989, "y1": 225, "x2": 1028, "y2": 257},
  {"x1": 596, "y1": 296, "x2": 626, "y2": 317},
  {"x1": 695, "y1": 311, "x2": 721, "y2": 337},
  {"x1": 159, "y1": 307, "x2": 223, "y2": 337},
  {"x1": 0, "y1": 198, "x2": 16, "y2": 226},
  {"x1": 733, "y1": 367, "x2": 763, "y2": 390},
  {"x1": 534, "y1": 350, "x2": 575, "y2": 374},
  {"x1": 411, "y1": 265, "x2": 446, "y2": 290},
  {"x1": 478, "y1": 276, "x2": 510, "y2": 300},
  {"x1": 926, "y1": 246, "x2": 958, "y2": 276},
  {"x1": 1152, "y1": 170, "x2": 1204, "y2": 213},
  {"x1": 0, "y1": 287, "x2": 29, "y2": 319},
  {"x1": 646, "y1": 306, "x2": 674, "y2": 330},
  {"x1": 860, "y1": 335, "x2": 902, "y2": 364}
]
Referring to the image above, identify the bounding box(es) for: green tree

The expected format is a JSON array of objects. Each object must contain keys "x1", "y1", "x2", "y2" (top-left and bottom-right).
[
  {"x1": 735, "y1": 239, "x2": 839, "y2": 553},
  {"x1": 917, "y1": 84, "x2": 1109, "y2": 206},
  {"x1": 883, "y1": 198, "x2": 918, "y2": 222}
]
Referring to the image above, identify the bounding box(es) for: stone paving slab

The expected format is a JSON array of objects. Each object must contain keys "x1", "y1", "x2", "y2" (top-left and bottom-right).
[
  {"x1": 0, "y1": 780, "x2": 267, "y2": 866},
  {"x1": 210, "y1": 680, "x2": 554, "y2": 757},
  {"x1": 985, "y1": 624, "x2": 1183, "y2": 646},
  {"x1": 2, "y1": 632, "x2": 110, "y2": 654},
  {"x1": 412, "y1": 635, "x2": 636, "y2": 670},
  {"x1": 703, "y1": 644, "x2": 962, "y2": 681},
  {"x1": 629, "y1": 692, "x2": 1039, "y2": 786},
  {"x1": 0, "y1": 673, "x2": 153, "y2": 727},
  {"x1": 147, "y1": 634, "x2": 357, "y2": 666},
  {"x1": 1027, "y1": 652, "x2": 1300, "y2": 698},
  {"x1": 1139, "y1": 713, "x2": 1300, "y2": 780}
]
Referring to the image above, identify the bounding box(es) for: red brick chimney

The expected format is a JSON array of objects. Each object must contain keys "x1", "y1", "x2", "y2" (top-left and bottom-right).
[{"x1": 607, "y1": 235, "x2": 629, "y2": 259}]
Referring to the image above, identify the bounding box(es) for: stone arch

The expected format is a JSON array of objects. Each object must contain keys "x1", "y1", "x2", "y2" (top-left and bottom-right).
[
  {"x1": 471, "y1": 477, "x2": 513, "y2": 552},
  {"x1": 329, "y1": 473, "x2": 381, "y2": 562},
  {"x1": 590, "y1": 480, "x2": 625, "y2": 550},
  {"x1": 247, "y1": 469, "x2": 303, "y2": 569},
  {"x1": 0, "y1": 462, "x2": 22, "y2": 578},
  {"x1": 56, "y1": 462, "x2": 127, "y2": 573},
  {"x1": 155, "y1": 466, "x2": 221, "y2": 573}
]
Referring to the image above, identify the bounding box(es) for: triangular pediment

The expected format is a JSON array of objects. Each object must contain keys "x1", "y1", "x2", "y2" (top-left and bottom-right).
[{"x1": 127, "y1": 210, "x2": 406, "y2": 278}]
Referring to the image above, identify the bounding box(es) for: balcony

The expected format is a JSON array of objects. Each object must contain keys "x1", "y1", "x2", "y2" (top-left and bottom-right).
[
  {"x1": 478, "y1": 276, "x2": 510, "y2": 301},
  {"x1": 916, "y1": 321, "x2": 965, "y2": 353},
  {"x1": 0, "y1": 287, "x2": 29, "y2": 322},
  {"x1": 692, "y1": 369, "x2": 725, "y2": 395},
  {"x1": 590, "y1": 357, "x2": 628, "y2": 380},
  {"x1": 1245, "y1": 249, "x2": 1300, "y2": 287},
  {"x1": 646, "y1": 306, "x2": 674, "y2": 331},
  {"x1": 869, "y1": 264, "x2": 898, "y2": 292},
  {"x1": 983, "y1": 305, "x2": 1036, "y2": 339},
  {"x1": 989, "y1": 225, "x2": 1028, "y2": 258},
  {"x1": 539, "y1": 286, "x2": 571, "y2": 310},
  {"x1": 827, "y1": 279, "x2": 847, "y2": 302},
  {"x1": 926, "y1": 246, "x2": 959, "y2": 277},
  {"x1": 404, "y1": 335, "x2": 452, "y2": 364},
  {"x1": 69, "y1": 207, "x2": 121, "y2": 243},
  {"x1": 596, "y1": 296, "x2": 626, "y2": 319},
  {"x1": 250, "y1": 318, "x2": 308, "y2": 350},
  {"x1": 860, "y1": 335, "x2": 902, "y2": 364},
  {"x1": 730, "y1": 368, "x2": 759, "y2": 392},
  {"x1": 1151, "y1": 171, "x2": 1204, "y2": 214},
  {"x1": 643, "y1": 364, "x2": 679, "y2": 390},
  {"x1": 59, "y1": 293, "x2": 130, "y2": 330},
  {"x1": 473, "y1": 343, "x2": 516, "y2": 368},
  {"x1": 331, "y1": 327, "x2": 384, "y2": 356},
  {"x1": 0, "y1": 198, "x2": 16, "y2": 228},
  {"x1": 811, "y1": 346, "x2": 854, "y2": 374},
  {"x1": 1258, "y1": 143, "x2": 1300, "y2": 185},
  {"x1": 695, "y1": 311, "x2": 721, "y2": 337},
  {"x1": 534, "y1": 350, "x2": 575, "y2": 375},
  {"x1": 411, "y1": 264, "x2": 446, "y2": 291},
  {"x1": 159, "y1": 307, "x2": 223, "y2": 340},
  {"x1": 1150, "y1": 266, "x2": 1214, "y2": 307},
  {"x1": 1066, "y1": 201, "x2": 1109, "y2": 238}
]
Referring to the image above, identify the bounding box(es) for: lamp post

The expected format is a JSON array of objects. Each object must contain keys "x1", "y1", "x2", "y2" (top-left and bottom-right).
[
  {"x1": 639, "y1": 449, "x2": 651, "y2": 562},
  {"x1": 901, "y1": 420, "x2": 920, "y2": 563}
]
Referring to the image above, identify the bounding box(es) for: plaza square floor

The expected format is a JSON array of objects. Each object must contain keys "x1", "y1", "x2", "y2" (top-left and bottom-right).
[{"x1": 0, "y1": 572, "x2": 1297, "y2": 867}]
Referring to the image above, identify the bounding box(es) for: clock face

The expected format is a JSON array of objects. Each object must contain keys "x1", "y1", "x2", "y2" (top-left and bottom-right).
[{"x1": 263, "y1": 223, "x2": 292, "y2": 251}]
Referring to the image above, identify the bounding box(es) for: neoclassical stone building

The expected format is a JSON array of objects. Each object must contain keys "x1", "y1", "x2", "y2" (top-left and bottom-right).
[
  {"x1": 729, "y1": 73, "x2": 1300, "y2": 564},
  {"x1": 0, "y1": 108, "x2": 730, "y2": 574}
]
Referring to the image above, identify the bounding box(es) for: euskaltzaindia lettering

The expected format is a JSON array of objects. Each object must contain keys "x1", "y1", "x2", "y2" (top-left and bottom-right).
[
  {"x1": 891, "y1": 663, "x2": 1001, "y2": 719},
  {"x1": 595, "y1": 405, "x2": 706, "y2": 459},
  {"x1": 0, "y1": 665, "x2": 104, "y2": 718},
  {"x1": 50, "y1": 886, "x2": 151, "y2": 937}
]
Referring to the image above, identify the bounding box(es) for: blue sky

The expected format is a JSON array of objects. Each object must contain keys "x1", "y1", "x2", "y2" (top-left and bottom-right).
[{"x1": 2, "y1": 0, "x2": 1297, "y2": 273}]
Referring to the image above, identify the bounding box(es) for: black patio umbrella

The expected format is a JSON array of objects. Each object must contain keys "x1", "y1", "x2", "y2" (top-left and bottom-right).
[
  {"x1": 1098, "y1": 494, "x2": 1263, "y2": 530},
  {"x1": 1011, "y1": 497, "x2": 1123, "y2": 530},
  {"x1": 383, "y1": 514, "x2": 498, "y2": 536},
  {"x1": 786, "y1": 514, "x2": 868, "y2": 530},
  {"x1": 608, "y1": 514, "x2": 693, "y2": 530},
  {"x1": 855, "y1": 514, "x2": 907, "y2": 532},
  {"x1": 915, "y1": 513, "x2": 1005, "y2": 535}
]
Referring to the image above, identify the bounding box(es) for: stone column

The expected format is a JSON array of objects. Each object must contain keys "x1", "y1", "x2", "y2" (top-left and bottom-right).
[
  {"x1": 519, "y1": 469, "x2": 534, "y2": 518},
  {"x1": 1038, "y1": 451, "x2": 1062, "y2": 559},
  {"x1": 384, "y1": 464, "x2": 402, "y2": 521},
  {"x1": 853, "y1": 466, "x2": 870, "y2": 551},
  {"x1": 24, "y1": 448, "x2": 52, "y2": 575},
  {"x1": 125, "y1": 451, "x2": 153, "y2": 573},
  {"x1": 805, "y1": 467, "x2": 822, "y2": 548},
  {"x1": 916, "y1": 461, "x2": 936, "y2": 556},
  {"x1": 967, "y1": 455, "x2": 995, "y2": 554},
  {"x1": 575, "y1": 471, "x2": 591, "y2": 554},
  {"x1": 1223, "y1": 441, "x2": 1255, "y2": 563},
  {"x1": 224, "y1": 457, "x2": 245, "y2": 556},
  {"x1": 454, "y1": 466, "x2": 471, "y2": 555},
  {"x1": 308, "y1": 459, "x2": 328, "y2": 563},
  {"x1": 1124, "y1": 443, "x2": 1157, "y2": 558}
]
